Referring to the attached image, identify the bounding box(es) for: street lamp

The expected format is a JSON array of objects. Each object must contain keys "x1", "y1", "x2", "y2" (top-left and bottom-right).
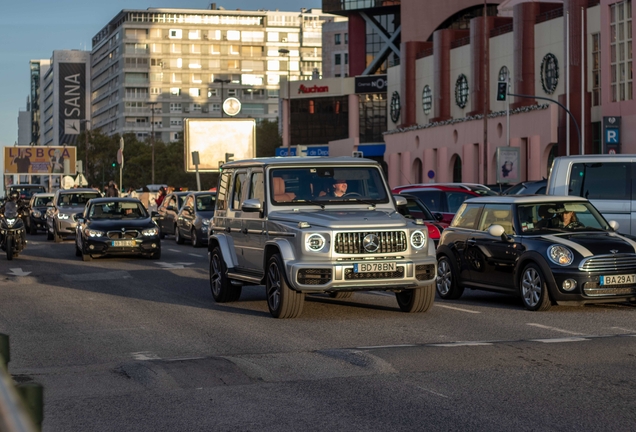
[
  {"x1": 213, "y1": 78, "x2": 231, "y2": 117},
  {"x1": 278, "y1": 48, "x2": 291, "y2": 154},
  {"x1": 147, "y1": 101, "x2": 158, "y2": 184},
  {"x1": 80, "y1": 119, "x2": 90, "y2": 179}
]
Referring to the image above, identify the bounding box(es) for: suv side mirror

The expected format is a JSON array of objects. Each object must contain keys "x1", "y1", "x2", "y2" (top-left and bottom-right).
[
  {"x1": 393, "y1": 195, "x2": 407, "y2": 206},
  {"x1": 434, "y1": 212, "x2": 444, "y2": 222},
  {"x1": 242, "y1": 198, "x2": 262, "y2": 213}
]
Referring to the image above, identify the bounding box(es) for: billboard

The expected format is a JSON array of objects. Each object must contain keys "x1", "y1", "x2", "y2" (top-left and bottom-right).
[
  {"x1": 58, "y1": 62, "x2": 87, "y2": 146},
  {"x1": 496, "y1": 146, "x2": 520, "y2": 184},
  {"x1": 354, "y1": 75, "x2": 387, "y2": 94},
  {"x1": 4, "y1": 146, "x2": 77, "y2": 175},
  {"x1": 184, "y1": 118, "x2": 256, "y2": 172}
]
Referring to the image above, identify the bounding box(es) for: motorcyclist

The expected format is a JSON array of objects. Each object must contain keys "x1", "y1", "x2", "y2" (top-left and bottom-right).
[{"x1": 1, "y1": 191, "x2": 28, "y2": 246}]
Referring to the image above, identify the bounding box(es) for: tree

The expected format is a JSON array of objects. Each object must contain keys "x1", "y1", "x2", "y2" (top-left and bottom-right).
[{"x1": 256, "y1": 119, "x2": 282, "y2": 157}]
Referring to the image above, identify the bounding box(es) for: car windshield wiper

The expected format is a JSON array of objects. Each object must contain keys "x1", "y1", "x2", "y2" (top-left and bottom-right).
[
  {"x1": 339, "y1": 197, "x2": 377, "y2": 208},
  {"x1": 293, "y1": 199, "x2": 325, "y2": 209}
]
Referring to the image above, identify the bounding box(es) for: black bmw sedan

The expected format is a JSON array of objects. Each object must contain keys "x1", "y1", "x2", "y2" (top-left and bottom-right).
[
  {"x1": 436, "y1": 196, "x2": 636, "y2": 311},
  {"x1": 74, "y1": 198, "x2": 161, "y2": 261}
]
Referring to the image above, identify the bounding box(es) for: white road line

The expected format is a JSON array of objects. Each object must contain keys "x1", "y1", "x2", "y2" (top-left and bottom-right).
[
  {"x1": 429, "y1": 341, "x2": 493, "y2": 347},
  {"x1": 357, "y1": 344, "x2": 417, "y2": 349},
  {"x1": 417, "y1": 387, "x2": 449, "y2": 399},
  {"x1": 611, "y1": 326, "x2": 636, "y2": 333},
  {"x1": 526, "y1": 323, "x2": 585, "y2": 335},
  {"x1": 531, "y1": 337, "x2": 589, "y2": 343},
  {"x1": 435, "y1": 304, "x2": 481, "y2": 314},
  {"x1": 169, "y1": 249, "x2": 180, "y2": 252},
  {"x1": 132, "y1": 352, "x2": 160, "y2": 360},
  {"x1": 188, "y1": 253, "x2": 203, "y2": 257}
]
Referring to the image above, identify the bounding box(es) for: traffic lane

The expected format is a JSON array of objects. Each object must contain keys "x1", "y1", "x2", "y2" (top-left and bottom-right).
[{"x1": 36, "y1": 335, "x2": 636, "y2": 431}]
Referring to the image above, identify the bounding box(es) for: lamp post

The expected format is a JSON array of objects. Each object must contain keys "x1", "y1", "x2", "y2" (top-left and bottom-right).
[
  {"x1": 213, "y1": 78, "x2": 231, "y2": 117},
  {"x1": 80, "y1": 119, "x2": 90, "y2": 180},
  {"x1": 278, "y1": 48, "x2": 291, "y2": 154},
  {"x1": 147, "y1": 101, "x2": 158, "y2": 184}
]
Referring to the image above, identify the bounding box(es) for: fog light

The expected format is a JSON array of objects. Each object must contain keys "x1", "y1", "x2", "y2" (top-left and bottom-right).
[
  {"x1": 89, "y1": 245, "x2": 94, "y2": 250},
  {"x1": 152, "y1": 243, "x2": 157, "y2": 248},
  {"x1": 562, "y1": 279, "x2": 577, "y2": 291}
]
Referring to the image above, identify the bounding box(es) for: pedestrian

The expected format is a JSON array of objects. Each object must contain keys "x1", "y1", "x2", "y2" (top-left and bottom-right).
[
  {"x1": 106, "y1": 180, "x2": 119, "y2": 197},
  {"x1": 155, "y1": 186, "x2": 167, "y2": 207},
  {"x1": 127, "y1": 187, "x2": 138, "y2": 199}
]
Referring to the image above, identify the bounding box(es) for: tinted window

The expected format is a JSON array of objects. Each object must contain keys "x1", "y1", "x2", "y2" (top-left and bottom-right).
[
  {"x1": 517, "y1": 201, "x2": 610, "y2": 233},
  {"x1": 405, "y1": 190, "x2": 443, "y2": 212},
  {"x1": 196, "y1": 194, "x2": 216, "y2": 211},
  {"x1": 447, "y1": 192, "x2": 475, "y2": 213},
  {"x1": 34, "y1": 196, "x2": 52, "y2": 206},
  {"x1": 89, "y1": 201, "x2": 147, "y2": 219},
  {"x1": 232, "y1": 172, "x2": 247, "y2": 209},
  {"x1": 404, "y1": 198, "x2": 434, "y2": 220},
  {"x1": 59, "y1": 193, "x2": 101, "y2": 206},
  {"x1": 451, "y1": 203, "x2": 483, "y2": 229},
  {"x1": 568, "y1": 162, "x2": 631, "y2": 200}
]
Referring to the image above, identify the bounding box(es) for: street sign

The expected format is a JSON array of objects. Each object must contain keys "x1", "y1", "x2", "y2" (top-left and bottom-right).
[{"x1": 117, "y1": 148, "x2": 123, "y2": 165}]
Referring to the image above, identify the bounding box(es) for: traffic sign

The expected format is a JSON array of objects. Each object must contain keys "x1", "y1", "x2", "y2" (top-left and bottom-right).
[{"x1": 117, "y1": 148, "x2": 123, "y2": 165}]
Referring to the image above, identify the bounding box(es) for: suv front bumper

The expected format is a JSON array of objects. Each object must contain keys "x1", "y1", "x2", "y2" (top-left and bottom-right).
[{"x1": 287, "y1": 256, "x2": 437, "y2": 293}]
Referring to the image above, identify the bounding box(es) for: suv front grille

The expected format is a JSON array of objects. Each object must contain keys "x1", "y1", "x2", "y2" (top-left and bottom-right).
[
  {"x1": 107, "y1": 230, "x2": 140, "y2": 240},
  {"x1": 579, "y1": 254, "x2": 636, "y2": 272},
  {"x1": 335, "y1": 231, "x2": 407, "y2": 254},
  {"x1": 344, "y1": 266, "x2": 405, "y2": 280}
]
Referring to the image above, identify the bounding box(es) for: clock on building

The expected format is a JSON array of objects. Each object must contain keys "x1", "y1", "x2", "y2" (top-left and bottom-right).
[
  {"x1": 455, "y1": 74, "x2": 469, "y2": 109},
  {"x1": 540, "y1": 53, "x2": 559, "y2": 95},
  {"x1": 390, "y1": 91, "x2": 401, "y2": 123},
  {"x1": 222, "y1": 97, "x2": 241, "y2": 116}
]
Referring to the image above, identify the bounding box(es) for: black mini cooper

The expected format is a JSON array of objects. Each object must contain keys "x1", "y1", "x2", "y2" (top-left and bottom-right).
[
  {"x1": 74, "y1": 198, "x2": 161, "y2": 261},
  {"x1": 436, "y1": 196, "x2": 636, "y2": 311}
]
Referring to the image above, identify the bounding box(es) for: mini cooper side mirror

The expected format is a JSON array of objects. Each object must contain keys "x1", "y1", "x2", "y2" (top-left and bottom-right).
[
  {"x1": 242, "y1": 198, "x2": 262, "y2": 213},
  {"x1": 609, "y1": 220, "x2": 619, "y2": 231},
  {"x1": 488, "y1": 224, "x2": 506, "y2": 238},
  {"x1": 46, "y1": 202, "x2": 55, "y2": 208}
]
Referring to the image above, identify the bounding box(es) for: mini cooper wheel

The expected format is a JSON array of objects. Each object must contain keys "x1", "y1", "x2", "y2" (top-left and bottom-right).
[
  {"x1": 329, "y1": 292, "x2": 353, "y2": 299},
  {"x1": 210, "y1": 247, "x2": 241, "y2": 302},
  {"x1": 436, "y1": 255, "x2": 464, "y2": 299},
  {"x1": 519, "y1": 263, "x2": 552, "y2": 311},
  {"x1": 266, "y1": 253, "x2": 305, "y2": 318},
  {"x1": 175, "y1": 227, "x2": 184, "y2": 244},
  {"x1": 395, "y1": 284, "x2": 435, "y2": 313},
  {"x1": 29, "y1": 222, "x2": 37, "y2": 235}
]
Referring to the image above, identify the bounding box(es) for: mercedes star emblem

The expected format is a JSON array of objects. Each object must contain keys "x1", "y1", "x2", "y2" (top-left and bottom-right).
[{"x1": 363, "y1": 233, "x2": 380, "y2": 253}]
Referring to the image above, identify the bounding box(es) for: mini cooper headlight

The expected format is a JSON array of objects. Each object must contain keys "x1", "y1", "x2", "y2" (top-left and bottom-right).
[
  {"x1": 57, "y1": 213, "x2": 69, "y2": 220},
  {"x1": 306, "y1": 233, "x2": 326, "y2": 252},
  {"x1": 410, "y1": 230, "x2": 427, "y2": 249},
  {"x1": 547, "y1": 245, "x2": 574, "y2": 266},
  {"x1": 32, "y1": 210, "x2": 41, "y2": 218},
  {"x1": 85, "y1": 229, "x2": 104, "y2": 238},
  {"x1": 142, "y1": 227, "x2": 159, "y2": 236}
]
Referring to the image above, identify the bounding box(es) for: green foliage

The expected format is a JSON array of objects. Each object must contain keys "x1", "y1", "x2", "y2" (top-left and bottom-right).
[{"x1": 256, "y1": 119, "x2": 282, "y2": 157}]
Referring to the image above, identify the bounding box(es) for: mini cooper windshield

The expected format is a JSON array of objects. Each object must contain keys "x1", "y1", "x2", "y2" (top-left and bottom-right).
[
  {"x1": 517, "y1": 201, "x2": 611, "y2": 233},
  {"x1": 88, "y1": 201, "x2": 148, "y2": 219},
  {"x1": 270, "y1": 166, "x2": 389, "y2": 205}
]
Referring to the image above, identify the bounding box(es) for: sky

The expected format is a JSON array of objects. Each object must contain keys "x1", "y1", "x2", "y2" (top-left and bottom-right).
[{"x1": 0, "y1": 0, "x2": 322, "y2": 148}]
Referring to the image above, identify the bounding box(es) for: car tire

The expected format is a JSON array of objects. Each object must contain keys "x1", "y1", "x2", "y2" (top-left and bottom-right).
[
  {"x1": 210, "y1": 247, "x2": 241, "y2": 302},
  {"x1": 519, "y1": 263, "x2": 552, "y2": 311},
  {"x1": 82, "y1": 251, "x2": 92, "y2": 262},
  {"x1": 175, "y1": 227, "x2": 184, "y2": 244},
  {"x1": 6, "y1": 237, "x2": 13, "y2": 261},
  {"x1": 46, "y1": 225, "x2": 53, "y2": 241},
  {"x1": 395, "y1": 283, "x2": 435, "y2": 313},
  {"x1": 191, "y1": 229, "x2": 202, "y2": 248},
  {"x1": 266, "y1": 253, "x2": 305, "y2": 318},
  {"x1": 54, "y1": 228, "x2": 63, "y2": 243},
  {"x1": 150, "y1": 249, "x2": 161, "y2": 260},
  {"x1": 29, "y1": 221, "x2": 37, "y2": 235},
  {"x1": 436, "y1": 255, "x2": 465, "y2": 300},
  {"x1": 329, "y1": 292, "x2": 353, "y2": 299}
]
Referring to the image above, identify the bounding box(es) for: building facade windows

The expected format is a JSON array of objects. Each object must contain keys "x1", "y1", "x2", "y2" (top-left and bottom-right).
[
  {"x1": 335, "y1": 33, "x2": 341, "y2": 45},
  {"x1": 592, "y1": 33, "x2": 601, "y2": 106},
  {"x1": 422, "y1": 85, "x2": 432, "y2": 114},
  {"x1": 335, "y1": 54, "x2": 341, "y2": 65},
  {"x1": 610, "y1": 0, "x2": 632, "y2": 102}
]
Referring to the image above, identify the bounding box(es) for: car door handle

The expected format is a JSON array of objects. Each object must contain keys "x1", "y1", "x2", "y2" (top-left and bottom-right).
[
  {"x1": 467, "y1": 239, "x2": 476, "y2": 245},
  {"x1": 242, "y1": 228, "x2": 248, "y2": 234},
  {"x1": 225, "y1": 226, "x2": 231, "y2": 233}
]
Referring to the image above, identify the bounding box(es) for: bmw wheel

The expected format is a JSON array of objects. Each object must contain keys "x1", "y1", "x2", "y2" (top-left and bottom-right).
[
  {"x1": 266, "y1": 253, "x2": 304, "y2": 318},
  {"x1": 520, "y1": 263, "x2": 552, "y2": 311},
  {"x1": 191, "y1": 229, "x2": 202, "y2": 248},
  {"x1": 175, "y1": 226, "x2": 184, "y2": 244}
]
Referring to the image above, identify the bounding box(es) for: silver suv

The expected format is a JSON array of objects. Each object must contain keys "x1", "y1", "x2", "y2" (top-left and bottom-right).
[
  {"x1": 208, "y1": 157, "x2": 437, "y2": 318},
  {"x1": 46, "y1": 188, "x2": 102, "y2": 242}
]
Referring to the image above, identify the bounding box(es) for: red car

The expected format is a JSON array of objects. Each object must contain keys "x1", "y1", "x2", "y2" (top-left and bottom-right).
[
  {"x1": 395, "y1": 194, "x2": 449, "y2": 246},
  {"x1": 392, "y1": 185, "x2": 480, "y2": 224}
]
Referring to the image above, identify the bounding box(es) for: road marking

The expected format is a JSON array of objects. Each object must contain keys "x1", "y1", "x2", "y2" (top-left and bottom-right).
[
  {"x1": 526, "y1": 323, "x2": 585, "y2": 335},
  {"x1": 611, "y1": 326, "x2": 636, "y2": 333},
  {"x1": 169, "y1": 249, "x2": 180, "y2": 253},
  {"x1": 189, "y1": 253, "x2": 203, "y2": 257},
  {"x1": 435, "y1": 304, "x2": 481, "y2": 314},
  {"x1": 357, "y1": 344, "x2": 417, "y2": 349},
  {"x1": 417, "y1": 387, "x2": 449, "y2": 399},
  {"x1": 132, "y1": 352, "x2": 160, "y2": 360},
  {"x1": 154, "y1": 262, "x2": 194, "y2": 270},
  {"x1": 62, "y1": 271, "x2": 132, "y2": 281},
  {"x1": 7, "y1": 268, "x2": 31, "y2": 277},
  {"x1": 531, "y1": 337, "x2": 589, "y2": 343},
  {"x1": 429, "y1": 341, "x2": 493, "y2": 347}
]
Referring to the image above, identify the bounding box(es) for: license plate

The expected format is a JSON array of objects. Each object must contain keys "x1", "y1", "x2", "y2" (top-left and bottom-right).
[
  {"x1": 600, "y1": 274, "x2": 636, "y2": 285},
  {"x1": 354, "y1": 262, "x2": 396, "y2": 273},
  {"x1": 112, "y1": 240, "x2": 135, "y2": 247}
]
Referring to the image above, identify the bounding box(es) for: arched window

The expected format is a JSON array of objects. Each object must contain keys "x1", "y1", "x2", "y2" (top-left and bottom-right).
[
  {"x1": 452, "y1": 155, "x2": 462, "y2": 182},
  {"x1": 412, "y1": 158, "x2": 423, "y2": 183}
]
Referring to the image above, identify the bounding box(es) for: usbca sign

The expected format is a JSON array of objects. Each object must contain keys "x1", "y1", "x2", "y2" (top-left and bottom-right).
[{"x1": 4, "y1": 146, "x2": 77, "y2": 175}]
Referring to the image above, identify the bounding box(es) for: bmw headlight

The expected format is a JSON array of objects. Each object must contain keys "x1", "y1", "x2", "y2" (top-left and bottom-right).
[
  {"x1": 306, "y1": 233, "x2": 326, "y2": 252},
  {"x1": 57, "y1": 213, "x2": 69, "y2": 220},
  {"x1": 85, "y1": 229, "x2": 104, "y2": 238},
  {"x1": 6, "y1": 218, "x2": 16, "y2": 227},
  {"x1": 410, "y1": 230, "x2": 427, "y2": 250},
  {"x1": 33, "y1": 210, "x2": 41, "y2": 218},
  {"x1": 142, "y1": 227, "x2": 159, "y2": 236},
  {"x1": 547, "y1": 245, "x2": 574, "y2": 266}
]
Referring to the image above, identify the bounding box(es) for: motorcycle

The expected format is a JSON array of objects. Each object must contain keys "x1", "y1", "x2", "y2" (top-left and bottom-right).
[{"x1": 0, "y1": 204, "x2": 27, "y2": 260}]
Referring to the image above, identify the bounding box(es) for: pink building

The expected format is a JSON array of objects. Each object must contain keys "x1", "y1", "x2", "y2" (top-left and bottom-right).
[{"x1": 384, "y1": 0, "x2": 628, "y2": 188}]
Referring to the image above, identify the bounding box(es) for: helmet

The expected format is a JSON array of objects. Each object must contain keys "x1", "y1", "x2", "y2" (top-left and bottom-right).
[{"x1": 8, "y1": 191, "x2": 19, "y2": 202}]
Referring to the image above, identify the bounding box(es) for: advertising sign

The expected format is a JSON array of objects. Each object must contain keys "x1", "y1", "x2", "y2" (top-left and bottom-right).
[
  {"x1": 496, "y1": 146, "x2": 520, "y2": 184},
  {"x1": 602, "y1": 116, "x2": 621, "y2": 154},
  {"x1": 4, "y1": 146, "x2": 77, "y2": 175},
  {"x1": 58, "y1": 62, "x2": 86, "y2": 146},
  {"x1": 354, "y1": 75, "x2": 388, "y2": 94}
]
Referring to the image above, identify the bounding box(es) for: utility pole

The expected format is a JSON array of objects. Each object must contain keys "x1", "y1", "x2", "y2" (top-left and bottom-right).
[
  {"x1": 214, "y1": 78, "x2": 230, "y2": 117},
  {"x1": 147, "y1": 102, "x2": 157, "y2": 184},
  {"x1": 81, "y1": 119, "x2": 90, "y2": 180},
  {"x1": 278, "y1": 48, "x2": 291, "y2": 155},
  {"x1": 482, "y1": 1, "x2": 489, "y2": 184}
]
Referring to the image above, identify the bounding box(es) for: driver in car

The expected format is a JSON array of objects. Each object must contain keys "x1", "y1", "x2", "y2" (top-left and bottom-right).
[
  {"x1": 558, "y1": 210, "x2": 579, "y2": 228},
  {"x1": 320, "y1": 178, "x2": 348, "y2": 197}
]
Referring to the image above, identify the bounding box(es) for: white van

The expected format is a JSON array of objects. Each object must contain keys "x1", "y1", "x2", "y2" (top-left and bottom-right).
[{"x1": 547, "y1": 155, "x2": 636, "y2": 235}]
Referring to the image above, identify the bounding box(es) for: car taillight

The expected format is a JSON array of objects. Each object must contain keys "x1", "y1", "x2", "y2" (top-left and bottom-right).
[{"x1": 426, "y1": 224, "x2": 441, "y2": 239}]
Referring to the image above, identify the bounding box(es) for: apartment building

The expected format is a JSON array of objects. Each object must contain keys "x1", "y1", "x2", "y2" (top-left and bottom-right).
[
  {"x1": 90, "y1": 6, "x2": 335, "y2": 142},
  {"x1": 321, "y1": 18, "x2": 349, "y2": 78}
]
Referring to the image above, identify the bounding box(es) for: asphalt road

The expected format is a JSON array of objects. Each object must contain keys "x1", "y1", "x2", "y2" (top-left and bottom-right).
[{"x1": 1, "y1": 233, "x2": 635, "y2": 431}]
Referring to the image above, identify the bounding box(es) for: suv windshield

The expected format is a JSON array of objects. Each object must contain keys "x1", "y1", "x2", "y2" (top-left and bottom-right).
[
  {"x1": 59, "y1": 193, "x2": 101, "y2": 206},
  {"x1": 270, "y1": 166, "x2": 389, "y2": 205},
  {"x1": 517, "y1": 201, "x2": 610, "y2": 233}
]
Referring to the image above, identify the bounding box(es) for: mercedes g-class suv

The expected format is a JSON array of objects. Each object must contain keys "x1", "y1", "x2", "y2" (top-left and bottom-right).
[{"x1": 208, "y1": 157, "x2": 437, "y2": 318}]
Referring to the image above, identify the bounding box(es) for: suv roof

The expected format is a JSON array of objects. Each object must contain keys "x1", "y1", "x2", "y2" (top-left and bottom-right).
[
  {"x1": 222, "y1": 156, "x2": 378, "y2": 169},
  {"x1": 395, "y1": 185, "x2": 481, "y2": 194}
]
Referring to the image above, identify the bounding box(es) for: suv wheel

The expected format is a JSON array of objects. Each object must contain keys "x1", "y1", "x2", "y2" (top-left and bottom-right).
[
  {"x1": 436, "y1": 255, "x2": 465, "y2": 299},
  {"x1": 210, "y1": 247, "x2": 241, "y2": 302},
  {"x1": 175, "y1": 227, "x2": 184, "y2": 244},
  {"x1": 519, "y1": 263, "x2": 552, "y2": 311},
  {"x1": 191, "y1": 229, "x2": 202, "y2": 248},
  {"x1": 395, "y1": 284, "x2": 435, "y2": 313},
  {"x1": 266, "y1": 253, "x2": 305, "y2": 318}
]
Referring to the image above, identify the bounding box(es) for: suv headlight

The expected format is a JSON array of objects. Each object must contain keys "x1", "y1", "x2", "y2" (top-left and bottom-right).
[
  {"x1": 85, "y1": 229, "x2": 104, "y2": 238},
  {"x1": 547, "y1": 245, "x2": 574, "y2": 266},
  {"x1": 410, "y1": 230, "x2": 427, "y2": 250},
  {"x1": 306, "y1": 233, "x2": 326, "y2": 252},
  {"x1": 57, "y1": 213, "x2": 69, "y2": 220},
  {"x1": 142, "y1": 227, "x2": 159, "y2": 236}
]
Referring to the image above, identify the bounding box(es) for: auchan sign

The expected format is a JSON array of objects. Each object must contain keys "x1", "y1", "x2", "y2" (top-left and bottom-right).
[{"x1": 298, "y1": 84, "x2": 329, "y2": 94}]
